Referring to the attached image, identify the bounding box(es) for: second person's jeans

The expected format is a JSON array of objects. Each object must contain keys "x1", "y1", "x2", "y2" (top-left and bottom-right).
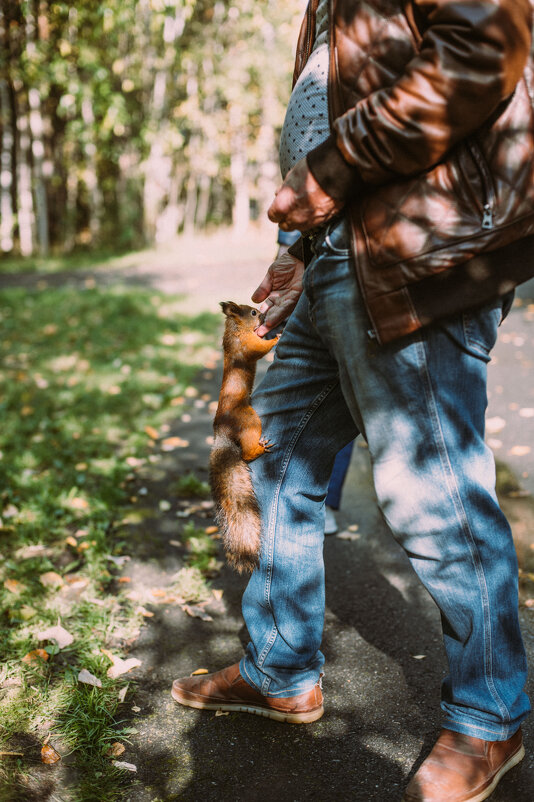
[{"x1": 239, "y1": 216, "x2": 530, "y2": 741}]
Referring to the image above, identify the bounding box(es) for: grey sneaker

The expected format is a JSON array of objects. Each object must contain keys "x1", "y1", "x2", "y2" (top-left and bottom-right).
[{"x1": 324, "y1": 507, "x2": 338, "y2": 535}]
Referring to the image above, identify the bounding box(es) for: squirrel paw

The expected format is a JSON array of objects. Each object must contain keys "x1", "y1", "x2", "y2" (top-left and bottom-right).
[{"x1": 259, "y1": 436, "x2": 275, "y2": 451}]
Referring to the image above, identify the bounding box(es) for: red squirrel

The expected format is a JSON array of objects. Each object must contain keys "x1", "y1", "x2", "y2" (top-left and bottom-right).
[{"x1": 209, "y1": 301, "x2": 279, "y2": 572}]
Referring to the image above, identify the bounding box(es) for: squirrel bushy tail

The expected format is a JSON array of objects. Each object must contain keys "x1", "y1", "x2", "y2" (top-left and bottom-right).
[{"x1": 209, "y1": 432, "x2": 261, "y2": 574}]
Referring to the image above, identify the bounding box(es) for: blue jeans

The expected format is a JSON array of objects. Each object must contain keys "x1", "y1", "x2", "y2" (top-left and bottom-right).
[
  {"x1": 240, "y1": 217, "x2": 530, "y2": 740},
  {"x1": 325, "y1": 440, "x2": 355, "y2": 510}
]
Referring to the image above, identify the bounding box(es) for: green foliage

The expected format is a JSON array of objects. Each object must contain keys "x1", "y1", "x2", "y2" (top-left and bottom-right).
[{"x1": 0, "y1": 282, "x2": 219, "y2": 799}]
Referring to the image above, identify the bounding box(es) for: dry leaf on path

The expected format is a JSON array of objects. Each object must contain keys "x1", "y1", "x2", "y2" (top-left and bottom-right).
[
  {"x1": 37, "y1": 624, "x2": 74, "y2": 649},
  {"x1": 112, "y1": 760, "x2": 137, "y2": 772},
  {"x1": 118, "y1": 686, "x2": 129, "y2": 703},
  {"x1": 107, "y1": 743, "x2": 125, "y2": 758},
  {"x1": 191, "y1": 668, "x2": 209, "y2": 676},
  {"x1": 412, "y1": 655, "x2": 427, "y2": 660},
  {"x1": 144, "y1": 425, "x2": 159, "y2": 440},
  {"x1": 161, "y1": 437, "x2": 189, "y2": 451},
  {"x1": 182, "y1": 604, "x2": 213, "y2": 622},
  {"x1": 336, "y1": 531, "x2": 360, "y2": 541},
  {"x1": 101, "y1": 649, "x2": 141, "y2": 679},
  {"x1": 215, "y1": 710, "x2": 229, "y2": 717},
  {"x1": 508, "y1": 445, "x2": 531, "y2": 457},
  {"x1": 41, "y1": 744, "x2": 61, "y2": 764},
  {"x1": 78, "y1": 669, "x2": 102, "y2": 687}
]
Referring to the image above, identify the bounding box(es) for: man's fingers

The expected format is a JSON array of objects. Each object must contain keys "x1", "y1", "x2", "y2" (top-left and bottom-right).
[{"x1": 251, "y1": 273, "x2": 273, "y2": 303}]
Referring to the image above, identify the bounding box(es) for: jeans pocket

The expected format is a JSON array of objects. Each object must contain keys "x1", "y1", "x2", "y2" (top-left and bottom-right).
[
  {"x1": 323, "y1": 216, "x2": 351, "y2": 256},
  {"x1": 439, "y1": 295, "x2": 511, "y2": 362}
]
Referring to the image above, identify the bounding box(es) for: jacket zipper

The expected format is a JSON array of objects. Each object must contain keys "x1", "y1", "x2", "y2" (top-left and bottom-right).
[{"x1": 466, "y1": 140, "x2": 495, "y2": 230}]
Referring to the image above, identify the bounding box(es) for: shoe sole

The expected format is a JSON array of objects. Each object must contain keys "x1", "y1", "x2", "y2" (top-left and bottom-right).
[
  {"x1": 401, "y1": 743, "x2": 525, "y2": 802},
  {"x1": 171, "y1": 687, "x2": 324, "y2": 724}
]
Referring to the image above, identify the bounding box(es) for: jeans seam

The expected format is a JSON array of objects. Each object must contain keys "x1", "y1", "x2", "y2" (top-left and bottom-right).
[
  {"x1": 417, "y1": 336, "x2": 510, "y2": 734},
  {"x1": 255, "y1": 381, "x2": 339, "y2": 674},
  {"x1": 444, "y1": 716, "x2": 509, "y2": 738}
]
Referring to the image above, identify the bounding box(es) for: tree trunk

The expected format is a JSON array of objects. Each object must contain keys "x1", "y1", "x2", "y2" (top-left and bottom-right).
[
  {"x1": 230, "y1": 103, "x2": 249, "y2": 236},
  {"x1": 0, "y1": 77, "x2": 15, "y2": 253},
  {"x1": 16, "y1": 96, "x2": 35, "y2": 257}
]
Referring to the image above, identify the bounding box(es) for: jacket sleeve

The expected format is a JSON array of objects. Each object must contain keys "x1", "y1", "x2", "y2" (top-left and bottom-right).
[{"x1": 307, "y1": 0, "x2": 532, "y2": 201}]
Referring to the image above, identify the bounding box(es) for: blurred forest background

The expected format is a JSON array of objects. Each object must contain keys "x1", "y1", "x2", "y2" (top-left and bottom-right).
[{"x1": 0, "y1": 0, "x2": 303, "y2": 259}]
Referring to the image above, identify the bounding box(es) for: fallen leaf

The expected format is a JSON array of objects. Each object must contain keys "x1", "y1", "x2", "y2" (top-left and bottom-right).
[
  {"x1": 41, "y1": 744, "x2": 61, "y2": 764},
  {"x1": 107, "y1": 555, "x2": 130, "y2": 567},
  {"x1": 159, "y1": 500, "x2": 171, "y2": 511},
  {"x1": 486, "y1": 416, "x2": 506, "y2": 434},
  {"x1": 118, "y1": 577, "x2": 131, "y2": 583},
  {"x1": 215, "y1": 710, "x2": 229, "y2": 717},
  {"x1": 131, "y1": 705, "x2": 141, "y2": 712},
  {"x1": 524, "y1": 599, "x2": 534, "y2": 608},
  {"x1": 14, "y1": 544, "x2": 54, "y2": 560},
  {"x1": 65, "y1": 536, "x2": 78, "y2": 547},
  {"x1": 107, "y1": 743, "x2": 125, "y2": 758},
  {"x1": 101, "y1": 649, "x2": 141, "y2": 679},
  {"x1": 22, "y1": 649, "x2": 49, "y2": 664},
  {"x1": 169, "y1": 540, "x2": 181, "y2": 547},
  {"x1": 144, "y1": 425, "x2": 159, "y2": 440},
  {"x1": 182, "y1": 604, "x2": 213, "y2": 622},
  {"x1": 160, "y1": 437, "x2": 189, "y2": 451},
  {"x1": 508, "y1": 445, "x2": 531, "y2": 457},
  {"x1": 37, "y1": 624, "x2": 74, "y2": 649},
  {"x1": 0, "y1": 751, "x2": 24, "y2": 756},
  {"x1": 135, "y1": 606, "x2": 154, "y2": 618},
  {"x1": 191, "y1": 668, "x2": 209, "y2": 676},
  {"x1": 519, "y1": 408, "x2": 534, "y2": 418},
  {"x1": 412, "y1": 654, "x2": 427, "y2": 660},
  {"x1": 205, "y1": 526, "x2": 218, "y2": 535},
  {"x1": 39, "y1": 571, "x2": 64, "y2": 589},
  {"x1": 212, "y1": 589, "x2": 224, "y2": 601},
  {"x1": 78, "y1": 669, "x2": 102, "y2": 687},
  {"x1": 336, "y1": 531, "x2": 360, "y2": 541},
  {"x1": 112, "y1": 760, "x2": 137, "y2": 772},
  {"x1": 3, "y1": 579, "x2": 26, "y2": 594}
]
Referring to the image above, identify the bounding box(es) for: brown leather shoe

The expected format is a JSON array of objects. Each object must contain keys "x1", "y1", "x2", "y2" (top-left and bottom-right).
[
  {"x1": 171, "y1": 663, "x2": 324, "y2": 724},
  {"x1": 402, "y1": 727, "x2": 525, "y2": 802}
]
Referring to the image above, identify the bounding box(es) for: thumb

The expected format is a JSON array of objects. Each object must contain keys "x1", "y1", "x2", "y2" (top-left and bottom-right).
[{"x1": 251, "y1": 272, "x2": 273, "y2": 303}]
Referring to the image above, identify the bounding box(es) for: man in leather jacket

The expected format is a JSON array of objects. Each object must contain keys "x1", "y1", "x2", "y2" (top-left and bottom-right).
[{"x1": 173, "y1": 3, "x2": 533, "y2": 799}]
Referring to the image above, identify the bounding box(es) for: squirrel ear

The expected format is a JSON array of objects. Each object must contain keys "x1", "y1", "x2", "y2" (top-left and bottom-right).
[{"x1": 220, "y1": 301, "x2": 241, "y2": 317}]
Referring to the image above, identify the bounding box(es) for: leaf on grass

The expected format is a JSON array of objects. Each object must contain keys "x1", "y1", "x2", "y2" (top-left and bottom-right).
[
  {"x1": 101, "y1": 649, "x2": 141, "y2": 679},
  {"x1": 118, "y1": 686, "x2": 129, "y2": 703},
  {"x1": 191, "y1": 668, "x2": 209, "y2": 676},
  {"x1": 37, "y1": 624, "x2": 74, "y2": 649},
  {"x1": 112, "y1": 760, "x2": 137, "y2": 772},
  {"x1": 107, "y1": 743, "x2": 126, "y2": 758},
  {"x1": 182, "y1": 604, "x2": 213, "y2": 622},
  {"x1": 3, "y1": 579, "x2": 26, "y2": 594},
  {"x1": 144, "y1": 425, "x2": 159, "y2": 440},
  {"x1": 107, "y1": 555, "x2": 130, "y2": 567},
  {"x1": 39, "y1": 571, "x2": 64, "y2": 589},
  {"x1": 41, "y1": 744, "x2": 61, "y2": 764},
  {"x1": 78, "y1": 669, "x2": 102, "y2": 687},
  {"x1": 15, "y1": 544, "x2": 54, "y2": 560},
  {"x1": 22, "y1": 649, "x2": 49, "y2": 664},
  {"x1": 65, "y1": 536, "x2": 78, "y2": 547}
]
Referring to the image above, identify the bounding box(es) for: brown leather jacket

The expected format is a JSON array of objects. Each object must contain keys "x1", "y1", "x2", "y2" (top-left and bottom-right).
[{"x1": 296, "y1": 0, "x2": 534, "y2": 343}]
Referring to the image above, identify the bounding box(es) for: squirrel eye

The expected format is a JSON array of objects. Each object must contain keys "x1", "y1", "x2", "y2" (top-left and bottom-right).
[{"x1": 251, "y1": 310, "x2": 257, "y2": 316}]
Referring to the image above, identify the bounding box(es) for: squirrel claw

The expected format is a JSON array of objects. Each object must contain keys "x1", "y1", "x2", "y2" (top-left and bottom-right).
[{"x1": 259, "y1": 436, "x2": 275, "y2": 451}]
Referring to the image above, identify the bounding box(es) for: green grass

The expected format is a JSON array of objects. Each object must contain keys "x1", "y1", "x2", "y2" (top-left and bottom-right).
[{"x1": 0, "y1": 283, "x2": 219, "y2": 799}]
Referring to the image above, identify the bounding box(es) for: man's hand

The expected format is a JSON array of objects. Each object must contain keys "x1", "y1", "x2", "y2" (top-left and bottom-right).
[
  {"x1": 268, "y1": 157, "x2": 343, "y2": 232},
  {"x1": 252, "y1": 247, "x2": 305, "y2": 337}
]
